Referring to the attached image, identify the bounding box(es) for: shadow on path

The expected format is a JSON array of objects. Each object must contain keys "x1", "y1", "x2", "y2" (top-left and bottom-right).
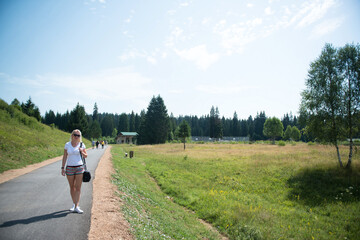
[{"x1": 0, "y1": 210, "x2": 71, "y2": 228}]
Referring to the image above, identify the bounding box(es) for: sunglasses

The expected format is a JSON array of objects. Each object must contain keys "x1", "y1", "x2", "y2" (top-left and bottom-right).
[{"x1": 73, "y1": 134, "x2": 81, "y2": 137}]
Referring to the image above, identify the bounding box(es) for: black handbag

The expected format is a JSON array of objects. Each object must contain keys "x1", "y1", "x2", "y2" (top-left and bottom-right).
[{"x1": 79, "y1": 142, "x2": 91, "y2": 182}]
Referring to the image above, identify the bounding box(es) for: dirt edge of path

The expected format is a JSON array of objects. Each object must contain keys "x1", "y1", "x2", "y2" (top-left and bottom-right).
[{"x1": 88, "y1": 145, "x2": 134, "y2": 240}]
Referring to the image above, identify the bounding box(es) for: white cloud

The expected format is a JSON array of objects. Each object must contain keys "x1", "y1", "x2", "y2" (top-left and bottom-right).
[
  {"x1": 265, "y1": 7, "x2": 273, "y2": 15},
  {"x1": 174, "y1": 45, "x2": 219, "y2": 70},
  {"x1": 247, "y1": 3, "x2": 254, "y2": 8},
  {"x1": 167, "y1": 10, "x2": 176, "y2": 15},
  {"x1": 119, "y1": 49, "x2": 158, "y2": 65},
  {"x1": 213, "y1": 18, "x2": 262, "y2": 54},
  {"x1": 165, "y1": 27, "x2": 184, "y2": 47},
  {"x1": 180, "y1": 1, "x2": 191, "y2": 7},
  {"x1": 310, "y1": 18, "x2": 343, "y2": 38},
  {"x1": 297, "y1": 0, "x2": 336, "y2": 28},
  {"x1": 147, "y1": 56, "x2": 157, "y2": 65},
  {"x1": 124, "y1": 10, "x2": 135, "y2": 24},
  {"x1": 202, "y1": 17, "x2": 211, "y2": 25}
]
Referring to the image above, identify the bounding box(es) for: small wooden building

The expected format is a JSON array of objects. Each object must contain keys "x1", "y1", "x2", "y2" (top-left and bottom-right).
[{"x1": 116, "y1": 132, "x2": 138, "y2": 144}]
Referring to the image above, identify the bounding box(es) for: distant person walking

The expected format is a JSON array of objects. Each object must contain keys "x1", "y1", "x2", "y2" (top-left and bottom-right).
[
  {"x1": 61, "y1": 129, "x2": 87, "y2": 214},
  {"x1": 101, "y1": 140, "x2": 104, "y2": 149},
  {"x1": 96, "y1": 140, "x2": 99, "y2": 149},
  {"x1": 92, "y1": 140, "x2": 95, "y2": 149}
]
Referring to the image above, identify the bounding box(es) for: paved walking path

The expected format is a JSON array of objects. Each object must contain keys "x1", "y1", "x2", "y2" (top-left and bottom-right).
[{"x1": 0, "y1": 147, "x2": 106, "y2": 240}]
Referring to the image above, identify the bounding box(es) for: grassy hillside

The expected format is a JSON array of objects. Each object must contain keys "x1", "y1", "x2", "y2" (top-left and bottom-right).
[
  {"x1": 0, "y1": 99, "x2": 91, "y2": 173},
  {"x1": 115, "y1": 143, "x2": 360, "y2": 240}
]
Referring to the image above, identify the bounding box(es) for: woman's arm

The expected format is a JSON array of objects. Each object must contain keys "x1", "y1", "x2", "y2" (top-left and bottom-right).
[
  {"x1": 80, "y1": 148, "x2": 88, "y2": 158},
  {"x1": 61, "y1": 149, "x2": 68, "y2": 176}
]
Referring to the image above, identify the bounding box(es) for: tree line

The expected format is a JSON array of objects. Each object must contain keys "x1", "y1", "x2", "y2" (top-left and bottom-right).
[
  {"x1": 8, "y1": 42, "x2": 359, "y2": 168},
  {"x1": 10, "y1": 96, "x2": 302, "y2": 142}
]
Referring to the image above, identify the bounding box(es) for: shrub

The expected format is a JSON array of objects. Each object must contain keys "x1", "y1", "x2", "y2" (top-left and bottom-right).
[{"x1": 277, "y1": 141, "x2": 286, "y2": 146}]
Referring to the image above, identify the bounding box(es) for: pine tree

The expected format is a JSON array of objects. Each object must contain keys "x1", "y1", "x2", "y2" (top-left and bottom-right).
[
  {"x1": 129, "y1": 111, "x2": 135, "y2": 132},
  {"x1": 44, "y1": 110, "x2": 56, "y2": 125},
  {"x1": 232, "y1": 112, "x2": 240, "y2": 136},
  {"x1": 118, "y1": 113, "x2": 129, "y2": 132},
  {"x1": 176, "y1": 120, "x2": 191, "y2": 149},
  {"x1": 68, "y1": 103, "x2": 88, "y2": 136},
  {"x1": 101, "y1": 114, "x2": 115, "y2": 137},
  {"x1": 89, "y1": 120, "x2": 102, "y2": 139},
  {"x1": 138, "y1": 95, "x2": 170, "y2": 144},
  {"x1": 93, "y1": 103, "x2": 99, "y2": 121}
]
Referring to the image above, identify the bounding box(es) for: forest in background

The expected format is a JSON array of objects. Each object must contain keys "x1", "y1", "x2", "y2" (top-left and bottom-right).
[{"x1": 7, "y1": 96, "x2": 302, "y2": 142}]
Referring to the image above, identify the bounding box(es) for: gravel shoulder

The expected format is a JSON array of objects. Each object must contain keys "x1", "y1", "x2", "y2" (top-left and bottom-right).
[{"x1": 88, "y1": 146, "x2": 133, "y2": 239}]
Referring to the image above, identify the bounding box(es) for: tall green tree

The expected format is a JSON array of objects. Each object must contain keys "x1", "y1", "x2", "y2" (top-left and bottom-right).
[
  {"x1": 68, "y1": 103, "x2": 89, "y2": 136},
  {"x1": 10, "y1": 98, "x2": 21, "y2": 111},
  {"x1": 209, "y1": 106, "x2": 216, "y2": 138},
  {"x1": 337, "y1": 43, "x2": 360, "y2": 168},
  {"x1": 88, "y1": 120, "x2": 102, "y2": 139},
  {"x1": 301, "y1": 43, "x2": 345, "y2": 167},
  {"x1": 44, "y1": 110, "x2": 56, "y2": 125},
  {"x1": 291, "y1": 126, "x2": 301, "y2": 142},
  {"x1": 175, "y1": 120, "x2": 191, "y2": 150},
  {"x1": 21, "y1": 97, "x2": 41, "y2": 121},
  {"x1": 232, "y1": 112, "x2": 240, "y2": 136},
  {"x1": 284, "y1": 125, "x2": 292, "y2": 141},
  {"x1": 263, "y1": 117, "x2": 283, "y2": 144},
  {"x1": 129, "y1": 111, "x2": 136, "y2": 132},
  {"x1": 209, "y1": 106, "x2": 223, "y2": 140},
  {"x1": 101, "y1": 114, "x2": 115, "y2": 137},
  {"x1": 253, "y1": 111, "x2": 266, "y2": 140},
  {"x1": 118, "y1": 113, "x2": 129, "y2": 132},
  {"x1": 138, "y1": 95, "x2": 170, "y2": 144},
  {"x1": 93, "y1": 103, "x2": 99, "y2": 121}
]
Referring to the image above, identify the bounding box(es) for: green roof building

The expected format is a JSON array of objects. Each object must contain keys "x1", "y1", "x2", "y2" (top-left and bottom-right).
[{"x1": 116, "y1": 132, "x2": 138, "y2": 144}]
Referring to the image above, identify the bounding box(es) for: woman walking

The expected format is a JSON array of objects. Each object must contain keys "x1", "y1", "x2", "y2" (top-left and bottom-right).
[{"x1": 61, "y1": 129, "x2": 87, "y2": 214}]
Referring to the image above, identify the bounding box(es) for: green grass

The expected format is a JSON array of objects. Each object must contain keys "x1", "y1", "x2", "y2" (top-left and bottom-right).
[
  {"x1": 111, "y1": 146, "x2": 225, "y2": 240},
  {"x1": 115, "y1": 143, "x2": 360, "y2": 240},
  {"x1": 0, "y1": 99, "x2": 91, "y2": 173}
]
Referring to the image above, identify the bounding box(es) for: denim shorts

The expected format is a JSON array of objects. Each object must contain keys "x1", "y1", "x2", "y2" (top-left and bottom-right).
[{"x1": 65, "y1": 165, "x2": 85, "y2": 176}]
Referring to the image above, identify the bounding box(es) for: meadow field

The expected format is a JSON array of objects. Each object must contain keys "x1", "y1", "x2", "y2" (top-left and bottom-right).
[{"x1": 112, "y1": 142, "x2": 360, "y2": 240}]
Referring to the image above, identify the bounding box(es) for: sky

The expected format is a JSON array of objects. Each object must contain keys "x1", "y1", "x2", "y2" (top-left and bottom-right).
[{"x1": 0, "y1": 0, "x2": 359, "y2": 119}]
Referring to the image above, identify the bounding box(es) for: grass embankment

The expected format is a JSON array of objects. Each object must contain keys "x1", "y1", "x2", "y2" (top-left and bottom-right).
[
  {"x1": 0, "y1": 99, "x2": 91, "y2": 173},
  {"x1": 113, "y1": 143, "x2": 360, "y2": 240},
  {"x1": 111, "y1": 146, "x2": 223, "y2": 240}
]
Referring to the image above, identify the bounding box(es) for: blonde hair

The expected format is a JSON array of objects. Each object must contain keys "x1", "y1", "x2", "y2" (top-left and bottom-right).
[{"x1": 70, "y1": 129, "x2": 82, "y2": 142}]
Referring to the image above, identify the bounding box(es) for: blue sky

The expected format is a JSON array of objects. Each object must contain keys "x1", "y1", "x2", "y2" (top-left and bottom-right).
[{"x1": 0, "y1": 0, "x2": 359, "y2": 119}]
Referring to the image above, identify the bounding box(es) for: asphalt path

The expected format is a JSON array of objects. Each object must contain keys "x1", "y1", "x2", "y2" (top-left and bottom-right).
[{"x1": 0, "y1": 146, "x2": 107, "y2": 240}]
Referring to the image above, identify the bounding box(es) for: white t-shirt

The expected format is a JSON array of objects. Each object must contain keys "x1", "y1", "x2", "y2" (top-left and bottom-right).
[{"x1": 64, "y1": 142, "x2": 86, "y2": 166}]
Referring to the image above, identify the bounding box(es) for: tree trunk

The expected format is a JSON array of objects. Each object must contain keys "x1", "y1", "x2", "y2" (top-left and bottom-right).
[
  {"x1": 183, "y1": 139, "x2": 186, "y2": 150},
  {"x1": 346, "y1": 139, "x2": 353, "y2": 169},
  {"x1": 335, "y1": 143, "x2": 343, "y2": 167},
  {"x1": 346, "y1": 73, "x2": 352, "y2": 169}
]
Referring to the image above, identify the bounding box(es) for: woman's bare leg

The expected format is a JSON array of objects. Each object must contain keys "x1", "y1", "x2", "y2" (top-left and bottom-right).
[
  {"x1": 73, "y1": 174, "x2": 83, "y2": 207},
  {"x1": 66, "y1": 175, "x2": 76, "y2": 204}
]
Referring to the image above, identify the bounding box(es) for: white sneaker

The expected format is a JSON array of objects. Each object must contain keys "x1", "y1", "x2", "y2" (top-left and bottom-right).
[
  {"x1": 70, "y1": 204, "x2": 75, "y2": 212},
  {"x1": 75, "y1": 207, "x2": 83, "y2": 214}
]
